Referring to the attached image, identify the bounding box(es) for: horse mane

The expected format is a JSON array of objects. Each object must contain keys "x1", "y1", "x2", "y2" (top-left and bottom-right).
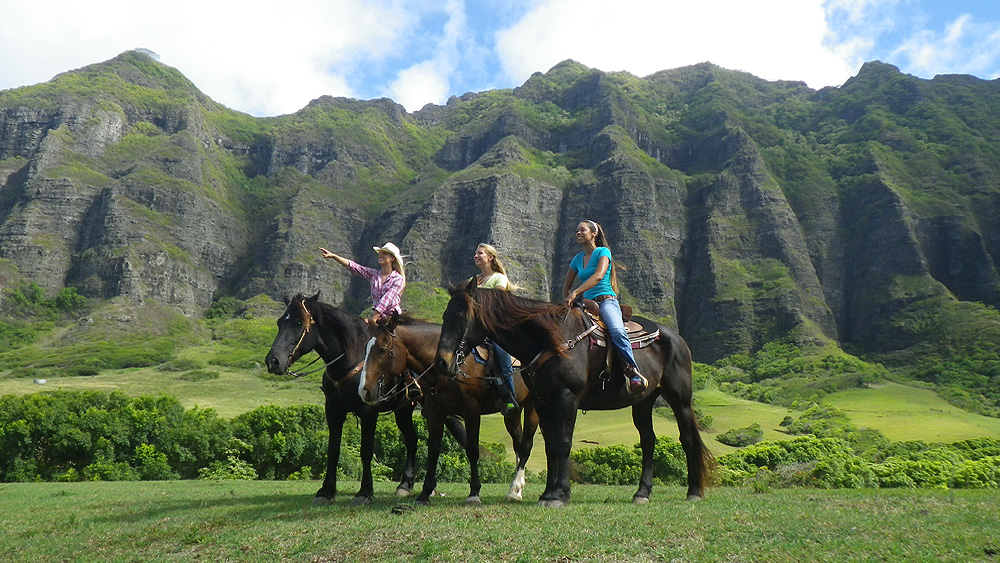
[
  {"x1": 465, "y1": 288, "x2": 569, "y2": 354},
  {"x1": 395, "y1": 312, "x2": 432, "y2": 326}
]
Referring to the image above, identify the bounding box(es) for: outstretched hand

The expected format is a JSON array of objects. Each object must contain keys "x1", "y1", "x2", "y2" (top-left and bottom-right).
[{"x1": 317, "y1": 247, "x2": 336, "y2": 259}]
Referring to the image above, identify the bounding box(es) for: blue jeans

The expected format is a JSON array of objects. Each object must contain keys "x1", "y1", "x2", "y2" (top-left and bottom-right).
[
  {"x1": 598, "y1": 297, "x2": 639, "y2": 371},
  {"x1": 492, "y1": 342, "x2": 517, "y2": 403},
  {"x1": 493, "y1": 342, "x2": 515, "y2": 377}
]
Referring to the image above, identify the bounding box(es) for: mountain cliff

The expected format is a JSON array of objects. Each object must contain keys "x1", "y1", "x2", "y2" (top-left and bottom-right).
[{"x1": 2, "y1": 52, "x2": 1000, "y2": 393}]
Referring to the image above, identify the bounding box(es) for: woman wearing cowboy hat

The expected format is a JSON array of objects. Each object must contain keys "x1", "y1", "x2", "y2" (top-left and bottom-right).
[{"x1": 318, "y1": 242, "x2": 405, "y2": 325}]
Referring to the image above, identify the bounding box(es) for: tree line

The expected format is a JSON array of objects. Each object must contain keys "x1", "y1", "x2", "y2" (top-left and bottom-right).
[{"x1": 2, "y1": 390, "x2": 998, "y2": 489}]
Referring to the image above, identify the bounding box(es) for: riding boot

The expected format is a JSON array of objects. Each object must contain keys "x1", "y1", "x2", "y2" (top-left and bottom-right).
[
  {"x1": 498, "y1": 374, "x2": 519, "y2": 415},
  {"x1": 625, "y1": 364, "x2": 647, "y2": 394}
]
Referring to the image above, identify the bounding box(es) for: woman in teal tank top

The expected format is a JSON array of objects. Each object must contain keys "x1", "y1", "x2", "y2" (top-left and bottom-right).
[{"x1": 561, "y1": 221, "x2": 647, "y2": 394}]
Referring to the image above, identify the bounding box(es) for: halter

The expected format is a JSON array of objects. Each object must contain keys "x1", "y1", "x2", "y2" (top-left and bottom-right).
[
  {"x1": 286, "y1": 299, "x2": 343, "y2": 379},
  {"x1": 287, "y1": 298, "x2": 315, "y2": 369},
  {"x1": 367, "y1": 330, "x2": 426, "y2": 403}
]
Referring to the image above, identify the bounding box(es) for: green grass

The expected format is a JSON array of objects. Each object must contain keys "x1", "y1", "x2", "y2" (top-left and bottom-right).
[
  {"x1": 821, "y1": 381, "x2": 1000, "y2": 443},
  {"x1": 1, "y1": 480, "x2": 996, "y2": 562},
  {"x1": 0, "y1": 366, "x2": 321, "y2": 419}
]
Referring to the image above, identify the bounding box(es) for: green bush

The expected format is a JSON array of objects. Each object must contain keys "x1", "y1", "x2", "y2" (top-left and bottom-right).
[
  {"x1": 950, "y1": 456, "x2": 1000, "y2": 488},
  {"x1": 716, "y1": 422, "x2": 763, "y2": 447},
  {"x1": 231, "y1": 405, "x2": 328, "y2": 480},
  {"x1": 568, "y1": 437, "x2": 688, "y2": 486}
]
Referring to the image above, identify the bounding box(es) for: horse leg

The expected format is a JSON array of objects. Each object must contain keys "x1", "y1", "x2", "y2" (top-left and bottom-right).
[
  {"x1": 444, "y1": 413, "x2": 468, "y2": 449},
  {"x1": 463, "y1": 410, "x2": 483, "y2": 505},
  {"x1": 664, "y1": 389, "x2": 709, "y2": 501},
  {"x1": 506, "y1": 401, "x2": 538, "y2": 501},
  {"x1": 416, "y1": 412, "x2": 445, "y2": 505},
  {"x1": 394, "y1": 407, "x2": 418, "y2": 496},
  {"x1": 536, "y1": 390, "x2": 578, "y2": 507},
  {"x1": 353, "y1": 411, "x2": 377, "y2": 506},
  {"x1": 631, "y1": 398, "x2": 657, "y2": 504},
  {"x1": 314, "y1": 397, "x2": 345, "y2": 505}
]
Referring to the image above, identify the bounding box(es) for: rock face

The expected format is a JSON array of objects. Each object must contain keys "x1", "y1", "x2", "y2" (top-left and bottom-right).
[{"x1": 2, "y1": 52, "x2": 1000, "y2": 363}]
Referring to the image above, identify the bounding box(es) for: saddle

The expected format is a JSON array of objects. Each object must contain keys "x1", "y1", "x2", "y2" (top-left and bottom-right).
[{"x1": 579, "y1": 298, "x2": 660, "y2": 350}]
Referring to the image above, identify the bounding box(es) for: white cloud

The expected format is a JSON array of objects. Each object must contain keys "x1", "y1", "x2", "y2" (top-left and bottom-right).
[
  {"x1": 495, "y1": 0, "x2": 858, "y2": 89},
  {"x1": 891, "y1": 14, "x2": 1000, "y2": 78},
  {"x1": 0, "y1": 0, "x2": 414, "y2": 116},
  {"x1": 388, "y1": 0, "x2": 468, "y2": 111}
]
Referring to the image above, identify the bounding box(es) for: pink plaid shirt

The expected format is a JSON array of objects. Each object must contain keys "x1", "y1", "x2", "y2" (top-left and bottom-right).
[{"x1": 348, "y1": 260, "x2": 404, "y2": 315}]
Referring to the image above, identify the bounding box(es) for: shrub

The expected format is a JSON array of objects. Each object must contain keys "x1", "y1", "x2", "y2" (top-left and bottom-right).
[
  {"x1": 950, "y1": 456, "x2": 1000, "y2": 488},
  {"x1": 570, "y1": 444, "x2": 640, "y2": 485},
  {"x1": 716, "y1": 422, "x2": 763, "y2": 447}
]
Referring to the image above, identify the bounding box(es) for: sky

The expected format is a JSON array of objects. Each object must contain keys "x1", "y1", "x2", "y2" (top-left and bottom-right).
[{"x1": 1, "y1": 0, "x2": 998, "y2": 117}]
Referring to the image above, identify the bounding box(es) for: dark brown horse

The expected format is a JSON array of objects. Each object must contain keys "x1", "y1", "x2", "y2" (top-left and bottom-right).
[
  {"x1": 434, "y1": 280, "x2": 713, "y2": 507},
  {"x1": 359, "y1": 312, "x2": 539, "y2": 505},
  {"x1": 264, "y1": 292, "x2": 466, "y2": 505}
]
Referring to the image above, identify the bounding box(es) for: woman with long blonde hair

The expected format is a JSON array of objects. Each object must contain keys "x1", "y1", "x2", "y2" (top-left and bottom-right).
[{"x1": 474, "y1": 243, "x2": 520, "y2": 413}]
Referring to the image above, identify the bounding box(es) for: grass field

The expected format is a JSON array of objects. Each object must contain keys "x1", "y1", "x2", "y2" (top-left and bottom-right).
[
  {"x1": 821, "y1": 381, "x2": 1000, "y2": 443},
  {"x1": 1, "y1": 480, "x2": 996, "y2": 563}
]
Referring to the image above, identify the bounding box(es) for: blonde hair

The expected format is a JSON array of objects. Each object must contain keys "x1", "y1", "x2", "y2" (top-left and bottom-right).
[
  {"x1": 581, "y1": 221, "x2": 618, "y2": 293},
  {"x1": 477, "y1": 243, "x2": 519, "y2": 291}
]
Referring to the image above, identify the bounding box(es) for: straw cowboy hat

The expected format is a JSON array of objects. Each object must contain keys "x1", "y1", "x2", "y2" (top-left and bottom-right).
[{"x1": 372, "y1": 242, "x2": 404, "y2": 266}]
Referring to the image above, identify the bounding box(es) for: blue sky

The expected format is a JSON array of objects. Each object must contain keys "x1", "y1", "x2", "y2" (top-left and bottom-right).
[{"x1": 1, "y1": 0, "x2": 998, "y2": 116}]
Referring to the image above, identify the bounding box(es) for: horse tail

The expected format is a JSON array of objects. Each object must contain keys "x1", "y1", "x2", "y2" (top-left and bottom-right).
[
  {"x1": 662, "y1": 326, "x2": 716, "y2": 495},
  {"x1": 691, "y1": 408, "x2": 717, "y2": 491}
]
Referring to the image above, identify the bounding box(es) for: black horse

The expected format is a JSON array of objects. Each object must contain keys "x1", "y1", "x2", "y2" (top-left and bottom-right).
[
  {"x1": 265, "y1": 292, "x2": 465, "y2": 505},
  {"x1": 435, "y1": 280, "x2": 713, "y2": 507}
]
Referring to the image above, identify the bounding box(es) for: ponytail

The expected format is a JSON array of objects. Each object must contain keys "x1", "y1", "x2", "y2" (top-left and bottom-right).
[{"x1": 586, "y1": 220, "x2": 618, "y2": 293}]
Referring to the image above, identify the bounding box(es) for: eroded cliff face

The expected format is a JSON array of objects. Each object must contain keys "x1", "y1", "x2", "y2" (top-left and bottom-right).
[{"x1": 2, "y1": 52, "x2": 999, "y2": 362}]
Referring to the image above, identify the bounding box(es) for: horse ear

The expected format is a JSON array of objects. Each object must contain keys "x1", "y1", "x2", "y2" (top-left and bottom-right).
[
  {"x1": 388, "y1": 311, "x2": 400, "y2": 331},
  {"x1": 464, "y1": 276, "x2": 477, "y2": 296},
  {"x1": 283, "y1": 294, "x2": 291, "y2": 306}
]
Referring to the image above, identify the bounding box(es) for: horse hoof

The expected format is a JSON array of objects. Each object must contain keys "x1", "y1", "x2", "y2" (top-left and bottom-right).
[
  {"x1": 685, "y1": 494, "x2": 703, "y2": 502},
  {"x1": 465, "y1": 496, "x2": 481, "y2": 505},
  {"x1": 505, "y1": 493, "x2": 523, "y2": 502},
  {"x1": 312, "y1": 496, "x2": 334, "y2": 506},
  {"x1": 414, "y1": 498, "x2": 431, "y2": 507},
  {"x1": 538, "y1": 499, "x2": 567, "y2": 508},
  {"x1": 395, "y1": 487, "x2": 411, "y2": 497},
  {"x1": 632, "y1": 496, "x2": 649, "y2": 505},
  {"x1": 351, "y1": 495, "x2": 373, "y2": 506}
]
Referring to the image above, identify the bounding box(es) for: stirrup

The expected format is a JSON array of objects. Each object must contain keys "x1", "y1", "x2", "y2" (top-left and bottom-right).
[{"x1": 626, "y1": 367, "x2": 647, "y2": 394}]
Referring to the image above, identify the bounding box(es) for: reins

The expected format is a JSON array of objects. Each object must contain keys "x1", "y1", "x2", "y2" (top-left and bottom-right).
[{"x1": 287, "y1": 352, "x2": 344, "y2": 378}]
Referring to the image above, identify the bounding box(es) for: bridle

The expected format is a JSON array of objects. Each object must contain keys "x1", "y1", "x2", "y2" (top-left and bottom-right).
[
  {"x1": 367, "y1": 329, "x2": 426, "y2": 404},
  {"x1": 284, "y1": 299, "x2": 343, "y2": 378}
]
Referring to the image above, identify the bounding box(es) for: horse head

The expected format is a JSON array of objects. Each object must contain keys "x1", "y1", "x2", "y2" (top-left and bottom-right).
[
  {"x1": 265, "y1": 292, "x2": 322, "y2": 375},
  {"x1": 435, "y1": 278, "x2": 487, "y2": 378},
  {"x1": 359, "y1": 312, "x2": 408, "y2": 405}
]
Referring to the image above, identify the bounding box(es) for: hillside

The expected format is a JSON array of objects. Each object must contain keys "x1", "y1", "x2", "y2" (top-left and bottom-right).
[{"x1": 2, "y1": 51, "x2": 999, "y2": 411}]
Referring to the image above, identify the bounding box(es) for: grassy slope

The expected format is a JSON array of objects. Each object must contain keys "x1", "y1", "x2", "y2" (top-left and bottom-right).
[
  {"x1": 1, "y1": 480, "x2": 996, "y2": 563},
  {"x1": 821, "y1": 381, "x2": 1000, "y2": 442}
]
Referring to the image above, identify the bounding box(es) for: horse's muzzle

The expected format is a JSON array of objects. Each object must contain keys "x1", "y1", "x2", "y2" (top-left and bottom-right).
[
  {"x1": 435, "y1": 354, "x2": 457, "y2": 378},
  {"x1": 265, "y1": 353, "x2": 286, "y2": 375}
]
